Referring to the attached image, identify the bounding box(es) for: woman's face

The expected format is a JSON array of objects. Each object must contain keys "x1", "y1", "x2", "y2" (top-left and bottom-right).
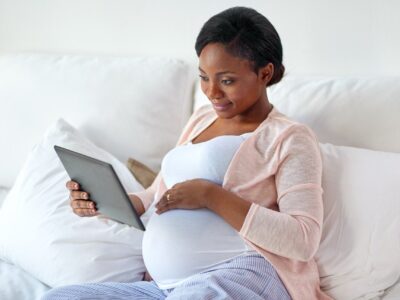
[{"x1": 198, "y1": 42, "x2": 271, "y2": 120}]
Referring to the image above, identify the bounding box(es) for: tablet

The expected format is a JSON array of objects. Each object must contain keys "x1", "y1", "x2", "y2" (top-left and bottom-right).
[{"x1": 54, "y1": 145, "x2": 145, "y2": 231}]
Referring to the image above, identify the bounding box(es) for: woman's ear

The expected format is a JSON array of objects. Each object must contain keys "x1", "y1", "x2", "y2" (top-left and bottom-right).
[{"x1": 259, "y1": 63, "x2": 274, "y2": 85}]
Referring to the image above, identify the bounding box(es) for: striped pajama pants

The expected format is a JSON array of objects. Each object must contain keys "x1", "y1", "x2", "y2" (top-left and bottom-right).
[{"x1": 42, "y1": 253, "x2": 292, "y2": 300}]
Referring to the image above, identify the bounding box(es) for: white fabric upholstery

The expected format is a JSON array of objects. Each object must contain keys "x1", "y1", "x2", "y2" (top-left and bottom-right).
[
  {"x1": 0, "y1": 54, "x2": 195, "y2": 188},
  {"x1": 382, "y1": 277, "x2": 400, "y2": 300},
  {"x1": 0, "y1": 259, "x2": 50, "y2": 300},
  {"x1": 317, "y1": 143, "x2": 400, "y2": 300},
  {"x1": 0, "y1": 119, "x2": 150, "y2": 287},
  {"x1": 268, "y1": 76, "x2": 400, "y2": 152},
  {"x1": 0, "y1": 187, "x2": 9, "y2": 208}
]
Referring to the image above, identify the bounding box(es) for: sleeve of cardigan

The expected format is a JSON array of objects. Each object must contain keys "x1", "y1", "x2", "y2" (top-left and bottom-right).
[
  {"x1": 130, "y1": 171, "x2": 163, "y2": 210},
  {"x1": 239, "y1": 125, "x2": 324, "y2": 262}
]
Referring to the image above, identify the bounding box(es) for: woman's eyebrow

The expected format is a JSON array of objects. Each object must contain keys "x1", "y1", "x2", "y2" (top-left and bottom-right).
[{"x1": 198, "y1": 67, "x2": 236, "y2": 75}]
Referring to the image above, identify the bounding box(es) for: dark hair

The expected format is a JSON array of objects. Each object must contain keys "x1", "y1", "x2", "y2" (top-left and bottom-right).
[{"x1": 195, "y1": 7, "x2": 285, "y2": 86}]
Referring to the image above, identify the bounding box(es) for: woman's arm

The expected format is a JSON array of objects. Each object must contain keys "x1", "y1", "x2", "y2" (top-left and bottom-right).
[
  {"x1": 154, "y1": 176, "x2": 252, "y2": 230},
  {"x1": 129, "y1": 172, "x2": 163, "y2": 211},
  {"x1": 237, "y1": 127, "x2": 323, "y2": 262},
  {"x1": 205, "y1": 186, "x2": 252, "y2": 231},
  {"x1": 202, "y1": 126, "x2": 324, "y2": 262},
  {"x1": 156, "y1": 179, "x2": 251, "y2": 231}
]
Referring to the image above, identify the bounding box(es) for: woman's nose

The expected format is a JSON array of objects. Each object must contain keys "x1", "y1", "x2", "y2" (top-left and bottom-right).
[{"x1": 206, "y1": 82, "x2": 223, "y2": 100}]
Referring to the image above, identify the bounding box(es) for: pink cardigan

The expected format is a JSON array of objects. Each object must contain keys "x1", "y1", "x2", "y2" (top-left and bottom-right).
[{"x1": 135, "y1": 105, "x2": 332, "y2": 300}]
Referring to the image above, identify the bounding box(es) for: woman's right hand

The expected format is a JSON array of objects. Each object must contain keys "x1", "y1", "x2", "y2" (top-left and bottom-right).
[{"x1": 66, "y1": 180, "x2": 98, "y2": 217}]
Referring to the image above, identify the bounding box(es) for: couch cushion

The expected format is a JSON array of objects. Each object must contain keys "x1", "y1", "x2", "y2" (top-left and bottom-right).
[
  {"x1": 0, "y1": 53, "x2": 195, "y2": 188},
  {"x1": 316, "y1": 143, "x2": 400, "y2": 299}
]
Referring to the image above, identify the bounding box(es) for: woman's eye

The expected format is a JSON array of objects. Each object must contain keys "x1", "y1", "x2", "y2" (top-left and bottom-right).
[
  {"x1": 199, "y1": 75, "x2": 209, "y2": 82},
  {"x1": 222, "y1": 79, "x2": 233, "y2": 85}
]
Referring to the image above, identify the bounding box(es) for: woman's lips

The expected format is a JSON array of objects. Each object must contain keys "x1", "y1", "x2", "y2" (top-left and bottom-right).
[{"x1": 212, "y1": 102, "x2": 232, "y2": 111}]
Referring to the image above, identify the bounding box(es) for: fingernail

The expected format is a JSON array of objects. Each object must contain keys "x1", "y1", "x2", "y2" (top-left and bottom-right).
[{"x1": 91, "y1": 210, "x2": 95, "y2": 214}]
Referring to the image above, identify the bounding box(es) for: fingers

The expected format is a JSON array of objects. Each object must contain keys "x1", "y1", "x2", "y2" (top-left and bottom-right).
[
  {"x1": 66, "y1": 180, "x2": 79, "y2": 191},
  {"x1": 71, "y1": 200, "x2": 97, "y2": 217},
  {"x1": 70, "y1": 190, "x2": 90, "y2": 200},
  {"x1": 66, "y1": 181, "x2": 97, "y2": 217},
  {"x1": 155, "y1": 192, "x2": 169, "y2": 209},
  {"x1": 74, "y1": 208, "x2": 99, "y2": 217},
  {"x1": 156, "y1": 202, "x2": 174, "y2": 215},
  {"x1": 71, "y1": 199, "x2": 96, "y2": 209},
  {"x1": 156, "y1": 191, "x2": 177, "y2": 214}
]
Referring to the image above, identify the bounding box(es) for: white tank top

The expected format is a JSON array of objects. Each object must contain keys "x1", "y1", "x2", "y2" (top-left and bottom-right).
[{"x1": 142, "y1": 133, "x2": 256, "y2": 289}]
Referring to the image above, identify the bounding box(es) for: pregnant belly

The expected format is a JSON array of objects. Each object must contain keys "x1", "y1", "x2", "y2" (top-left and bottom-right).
[{"x1": 142, "y1": 208, "x2": 248, "y2": 289}]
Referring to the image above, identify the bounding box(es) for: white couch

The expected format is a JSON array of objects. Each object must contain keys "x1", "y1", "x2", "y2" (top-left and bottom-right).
[{"x1": 0, "y1": 53, "x2": 399, "y2": 300}]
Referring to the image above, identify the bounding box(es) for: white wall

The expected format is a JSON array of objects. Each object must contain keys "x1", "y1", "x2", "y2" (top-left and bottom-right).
[{"x1": 0, "y1": 0, "x2": 399, "y2": 76}]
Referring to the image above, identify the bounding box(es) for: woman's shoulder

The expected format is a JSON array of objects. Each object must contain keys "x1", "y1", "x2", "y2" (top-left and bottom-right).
[
  {"x1": 270, "y1": 107, "x2": 316, "y2": 136},
  {"x1": 255, "y1": 107, "x2": 320, "y2": 150}
]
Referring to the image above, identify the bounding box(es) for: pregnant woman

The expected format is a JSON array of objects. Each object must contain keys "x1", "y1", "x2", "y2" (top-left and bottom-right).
[{"x1": 43, "y1": 6, "x2": 331, "y2": 300}]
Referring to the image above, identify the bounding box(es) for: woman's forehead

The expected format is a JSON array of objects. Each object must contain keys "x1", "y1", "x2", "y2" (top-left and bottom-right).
[{"x1": 199, "y1": 43, "x2": 252, "y2": 74}]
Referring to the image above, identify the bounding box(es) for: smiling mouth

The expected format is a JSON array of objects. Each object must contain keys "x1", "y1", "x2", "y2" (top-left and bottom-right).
[{"x1": 212, "y1": 102, "x2": 232, "y2": 111}]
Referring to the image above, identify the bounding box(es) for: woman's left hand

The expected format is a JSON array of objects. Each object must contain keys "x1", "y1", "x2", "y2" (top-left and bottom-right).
[{"x1": 155, "y1": 179, "x2": 216, "y2": 214}]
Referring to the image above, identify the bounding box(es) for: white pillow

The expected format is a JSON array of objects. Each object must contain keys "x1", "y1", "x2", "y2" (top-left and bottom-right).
[
  {"x1": 0, "y1": 187, "x2": 9, "y2": 208},
  {"x1": 0, "y1": 54, "x2": 195, "y2": 188},
  {"x1": 0, "y1": 118, "x2": 151, "y2": 287},
  {"x1": 268, "y1": 76, "x2": 400, "y2": 152},
  {"x1": 316, "y1": 143, "x2": 400, "y2": 300}
]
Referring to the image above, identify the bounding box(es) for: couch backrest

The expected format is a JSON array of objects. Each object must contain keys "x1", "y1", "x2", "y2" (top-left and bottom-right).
[{"x1": 0, "y1": 54, "x2": 195, "y2": 188}]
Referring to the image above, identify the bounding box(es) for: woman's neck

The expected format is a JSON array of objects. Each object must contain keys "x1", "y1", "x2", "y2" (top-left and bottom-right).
[{"x1": 230, "y1": 98, "x2": 272, "y2": 126}]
